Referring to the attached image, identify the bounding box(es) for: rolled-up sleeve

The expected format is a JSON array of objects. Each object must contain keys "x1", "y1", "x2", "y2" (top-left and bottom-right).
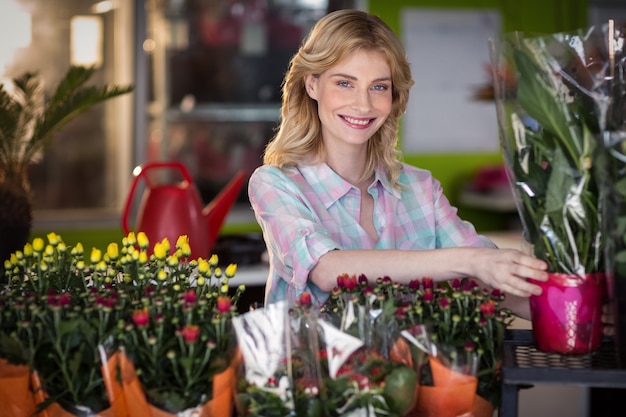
[{"x1": 248, "y1": 166, "x2": 338, "y2": 304}]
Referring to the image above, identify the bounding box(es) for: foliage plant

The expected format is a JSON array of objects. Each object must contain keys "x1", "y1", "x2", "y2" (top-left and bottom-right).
[{"x1": 490, "y1": 28, "x2": 624, "y2": 276}]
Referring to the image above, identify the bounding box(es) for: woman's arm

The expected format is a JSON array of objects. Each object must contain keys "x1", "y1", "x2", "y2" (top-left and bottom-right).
[{"x1": 310, "y1": 246, "x2": 547, "y2": 298}]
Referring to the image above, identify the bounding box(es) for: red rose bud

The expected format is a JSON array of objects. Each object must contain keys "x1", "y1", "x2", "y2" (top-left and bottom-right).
[
  {"x1": 438, "y1": 297, "x2": 450, "y2": 309},
  {"x1": 422, "y1": 289, "x2": 434, "y2": 303}
]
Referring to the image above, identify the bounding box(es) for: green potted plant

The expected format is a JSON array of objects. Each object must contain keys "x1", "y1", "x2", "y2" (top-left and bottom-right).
[
  {"x1": 491, "y1": 29, "x2": 610, "y2": 354},
  {"x1": 0, "y1": 65, "x2": 133, "y2": 262}
]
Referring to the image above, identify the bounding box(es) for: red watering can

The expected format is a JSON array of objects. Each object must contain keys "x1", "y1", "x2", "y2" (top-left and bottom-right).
[{"x1": 122, "y1": 161, "x2": 246, "y2": 259}]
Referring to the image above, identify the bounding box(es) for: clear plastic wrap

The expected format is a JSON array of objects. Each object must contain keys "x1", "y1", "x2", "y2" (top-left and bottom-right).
[{"x1": 489, "y1": 23, "x2": 626, "y2": 353}]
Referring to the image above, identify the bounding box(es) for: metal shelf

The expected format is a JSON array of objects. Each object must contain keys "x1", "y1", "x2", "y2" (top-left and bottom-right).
[{"x1": 499, "y1": 329, "x2": 626, "y2": 417}]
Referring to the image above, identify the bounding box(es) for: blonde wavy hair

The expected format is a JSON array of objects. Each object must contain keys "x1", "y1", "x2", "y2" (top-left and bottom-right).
[{"x1": 263, "y1": 9, "x2": 414, "y2": 187}]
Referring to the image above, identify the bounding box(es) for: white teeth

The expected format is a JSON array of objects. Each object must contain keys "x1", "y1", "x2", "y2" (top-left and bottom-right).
[{"x1": 344, "y1": 116, "x2": 370, "y2": 125}]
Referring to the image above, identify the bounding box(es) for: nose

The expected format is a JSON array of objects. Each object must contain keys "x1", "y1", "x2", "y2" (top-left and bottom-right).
[{"x1": 352, "y1": 88, "x2": 372, "y2": 113}]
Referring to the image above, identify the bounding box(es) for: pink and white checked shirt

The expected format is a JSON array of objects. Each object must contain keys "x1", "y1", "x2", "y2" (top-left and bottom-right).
[{"x1": 248, "y1": 162, "x2": 494, "y2": 307}]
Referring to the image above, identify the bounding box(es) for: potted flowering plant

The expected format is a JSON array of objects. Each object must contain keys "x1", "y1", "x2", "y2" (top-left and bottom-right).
[
  {"x1": 233, "y1": 293, "x2": 418, "y2": 417},
  {"x1": 0, "y1": 231, "x2": 244, "y2": 417},
  {"x1": 0, "y1": 232, "x2": 130, "y2": 416},
  {"x1": 491, "y1": 28, "x2": 614, "y2": 354},
  {"x1": 115, "y1": 234, "x2": 243, "y2": 417},
  {"x1": 322, "y1": 274, "x2": 513, "y2": 415}
]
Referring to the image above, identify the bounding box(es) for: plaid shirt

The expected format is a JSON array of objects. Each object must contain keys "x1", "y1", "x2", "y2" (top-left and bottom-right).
[{"x1": 248, "y1": 162, "x2": 494, "y2": 307}]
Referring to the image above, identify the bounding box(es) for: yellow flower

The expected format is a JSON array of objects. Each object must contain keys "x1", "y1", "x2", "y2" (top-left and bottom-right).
[
  {"x1": 44, "y1": 245, "x2": 54, "y2": 256},
  {"x1": 39, "y1": 260, "x2": 48, "y2": 272},
  {"x1": 32, "y1": 238, "x2": 44, "y2": 252},
  {"x1": 214, "y1": 267, "x2": 222, "y2": 278},
  {"x1": 209, "y1": 254, "x2": 218, "y2": 267},
  {"x1": 126, "y1": 232, "x2": 137, "y2": 246},
  {"x1": 96, "y1": 260, "x2": 107, "y2": 272},
  {"x1": 72, "y1": 243, "x2": 84, "y2": 256},
  {"x1": 137, "y1": 232, "x2": 149, "y2": 249},
  {"x1": 157, "y1": 269, "x2": 167, "y2": 281},
  {"x1": 23, "y1": 244, "x2": 33, "y2": 256},
  {"x1": 167, "y1": 254, "x2": 178, "y2": 267},
  {"x1": 176, "y1": 235, "x2": 189, "y2": 249},
  {"x1": 160, "y1": 238, "x2": 171, "y2": 254},
  {"x1": 138, "y1": 251, "x2": 148, "y2": 264},
  {"x1": 76, "y1": 260, "x2": 85, "y2": 270},
  {"x1": 153, "y1": 242, "x2": 167, "y2": 260},
  {"x1": 197, "y1": 276, "x2": 206, "y2": 286},
  {"x1": 107, "y1": 243, "x2": 119, "y2": 260},
  {"x1": 58, "y1": 242, "x2": 67, "y2": 253},
  {"x1": 46, "y1": 232, "x2": 61, "y2": 246},
  {"x1": 198, "y1": 258, "x2": 210, "y2": 275},
  {"x1": 220, "y1": 284, "x2": 229, "y2": 294},
  {"x1": 225, "y1": 263, "x2": 237, "y2": 278},
  {"x1": 90, "y1": 248, "x2": 102, "y2": 264}
]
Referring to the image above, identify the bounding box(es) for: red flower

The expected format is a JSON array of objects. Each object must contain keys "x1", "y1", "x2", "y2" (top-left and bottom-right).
[
  {"x1": 408, "y1": 279, "x2": 420, "y2": 291},
  {"x1": 217, "y1": 296, "x2": 232, "y2": 313},
  {"x1": 298, "y1": 292, "x2": 312, "y2": 307},
  {"x1": 132, "y1": 308, "x2": 150, "y2": 327},
  {"x1": 183, "y1": 290, "x2": 196, "y2": 304},
  {"x1": 422, "y1": 277, "x2": 434, "y2": 290},
  {"x1": 480, "y1": 300, "x2": 496, "y2": 318},
  {"x1": 182, "y1": 324, "x2": 200, "y2": 344}
]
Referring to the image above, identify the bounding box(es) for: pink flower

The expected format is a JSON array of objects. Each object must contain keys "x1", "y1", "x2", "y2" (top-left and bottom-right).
[
  {"x1": 132, "y1": 308, "x2": 150, "y2": 327},
  {"x1": 480, "y1": 300, "x2": 496, "y2": 318},
  {"x1": 422, "y1": 277, "x2": 434, "y2": 290},
  {"x1": 217, "y1": 296, "x2": 232, "y2": 313},
  {"x1": 183, "y1": 290, "x2": 196, "y2": 305},
  {"x1": 182, "y1": 324, "x2": 200, "y2": 344}
]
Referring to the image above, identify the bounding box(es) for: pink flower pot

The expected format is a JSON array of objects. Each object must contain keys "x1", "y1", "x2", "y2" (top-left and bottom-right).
[{"x1": 528, "y1": 272, "x2": 605, "y2": 354}]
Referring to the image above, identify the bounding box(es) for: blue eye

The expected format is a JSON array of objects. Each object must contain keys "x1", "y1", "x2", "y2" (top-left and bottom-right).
[
  {"x1": 373, "y1": 84, "x2": 389, "y2": 91},
  {"x1": 338, "y1": 81, "x2": 351, "y2": 87}
]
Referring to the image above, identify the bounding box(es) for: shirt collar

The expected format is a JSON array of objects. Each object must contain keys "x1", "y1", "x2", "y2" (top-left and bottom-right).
[{"x1": 297, "y1": 162, "x2": 400, "y2": 208}]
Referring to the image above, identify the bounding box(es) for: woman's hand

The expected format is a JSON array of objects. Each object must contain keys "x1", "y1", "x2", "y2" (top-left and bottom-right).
[{"x1": 470, "y1": 248, "x2": 549, "y2": 297}]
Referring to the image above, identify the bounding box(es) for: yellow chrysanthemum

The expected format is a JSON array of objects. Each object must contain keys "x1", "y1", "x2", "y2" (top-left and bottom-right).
[
  {"x1": 137, "y1": 232, "x2": 149, "y2": 249},
  {"x1": 225, "y1": 263, "x2": 237, "y2": 278},
  {"x1": 90, "y1": 248, "x2": 102, "y2": 264},
  {"x1": 107, "y1": 243, "x2": 119, "y2": 260},
  {"x1": 32, "y1": 238, "x2": 44, "y2": 252}
]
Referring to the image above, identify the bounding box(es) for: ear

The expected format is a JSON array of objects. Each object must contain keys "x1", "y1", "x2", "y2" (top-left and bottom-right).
[{"x1": 304, "y1": 74, "x2": 318, "y2": 100}]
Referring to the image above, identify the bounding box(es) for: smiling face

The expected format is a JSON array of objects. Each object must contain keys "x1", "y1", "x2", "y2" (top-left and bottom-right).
[{"x1": 304, "y1": 49, "x2": 393, "y2": 153}]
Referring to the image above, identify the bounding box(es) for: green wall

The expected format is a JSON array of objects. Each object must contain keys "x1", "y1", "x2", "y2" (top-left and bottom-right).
[{"x1": 369, "y1": 0, "x2": 588, "y2": 231}]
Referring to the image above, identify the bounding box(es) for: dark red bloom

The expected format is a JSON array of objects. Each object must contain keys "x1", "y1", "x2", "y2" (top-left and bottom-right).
[
  {"x1": 183, "y1": 290, "x2": 196, "y2": 305},
  {"x1": 422, "y1": 277, "x2": 434, "y2": 290},
  {"x1": 480, "y1": 300, "x2": 496, "y2": 317},
  {"x1": 408, "y1": 279, "x2": 420, "y2": 291}
]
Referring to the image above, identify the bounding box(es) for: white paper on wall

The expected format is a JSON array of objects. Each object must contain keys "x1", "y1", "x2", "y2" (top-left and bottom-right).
[{"x1": 400, "y1": 8, "x2": 501, "y2": 153}]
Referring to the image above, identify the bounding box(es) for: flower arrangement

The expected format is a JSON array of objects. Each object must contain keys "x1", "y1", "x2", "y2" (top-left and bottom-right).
[
  {"x1": 490, "y1": 29, "x2": 610, "y2": 276},
  {"x1": 234, "y1": 274, "x2": 511, "y2": 417},
  {"x1": 233, "y1": 293, "x2": 418, "y2": 417},
  {"x1": 322, "y1": 274, "x2": 513, "y2": 409},
  {"x1": 0, "y1": 231, "x2": 243, "y2": 417}
]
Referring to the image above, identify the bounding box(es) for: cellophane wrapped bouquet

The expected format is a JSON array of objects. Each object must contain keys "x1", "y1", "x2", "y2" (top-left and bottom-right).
[
  {"x1": 233, "y1": 273, "x2": 513, "y2": 417},
  {"x1": 490, "y1": 22, "x2": 626, "y2": 354}
]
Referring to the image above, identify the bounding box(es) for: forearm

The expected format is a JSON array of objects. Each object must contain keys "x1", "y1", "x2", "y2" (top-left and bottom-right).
[{"x1": 310, "y1": 247, "x2": 481, "y2": 292}]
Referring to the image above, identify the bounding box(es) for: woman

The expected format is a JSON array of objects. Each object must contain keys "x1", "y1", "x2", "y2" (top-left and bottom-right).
[{"x1": 248, "y1": 9, "x2": 547, "y2": 317}]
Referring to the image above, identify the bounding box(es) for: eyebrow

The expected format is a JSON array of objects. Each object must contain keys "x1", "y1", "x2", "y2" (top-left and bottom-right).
[{"x1": 329, "y1": 73, "x2": 392, "y2": 83}]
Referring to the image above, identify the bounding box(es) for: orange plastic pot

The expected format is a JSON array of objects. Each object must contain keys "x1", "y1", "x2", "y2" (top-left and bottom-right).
[{"x1": 119, "y1": 351, "x2": 235, "y2": 417}]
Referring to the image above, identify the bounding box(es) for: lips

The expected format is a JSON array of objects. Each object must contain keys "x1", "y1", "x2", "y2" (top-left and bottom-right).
[{"x1": 342, "y1": 115, "x2": 374, "y2": 127}]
